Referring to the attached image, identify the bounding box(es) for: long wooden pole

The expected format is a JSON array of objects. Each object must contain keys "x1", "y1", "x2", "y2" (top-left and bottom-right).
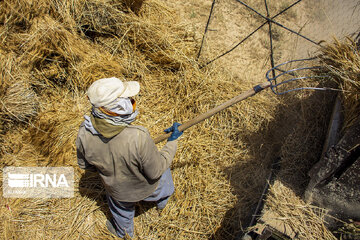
[{"x1": 154, "y1": 81, "x2": 271, "y2": 144}]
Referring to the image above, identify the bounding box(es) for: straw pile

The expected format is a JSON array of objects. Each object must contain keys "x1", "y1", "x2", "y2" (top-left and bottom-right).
[
  {"x1": 258, "y1": 39, "x2": 360, "y2": 239},
  {"x1": 319, "y1": 38, "x2": 360, "y2": 129},
  {"x1": 0, "y1": 0, "x2": 357, "y2": 239},
  {"x1": 261, "y1": 181, "x2": 337, "y2": 240}
]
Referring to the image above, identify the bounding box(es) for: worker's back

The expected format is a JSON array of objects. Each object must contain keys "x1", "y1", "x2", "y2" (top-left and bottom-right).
[{"x1": 76, "y1": 123, "x2": 176, "y2": 202}]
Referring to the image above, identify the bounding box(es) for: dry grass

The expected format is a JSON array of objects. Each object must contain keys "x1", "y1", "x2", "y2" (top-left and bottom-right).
[
  {"x1": 262, "y1": 181, "x2": 337, "y2": 240},
  {"x1": 0, "y1": 80, "x2": 38, "y2": 122},
  {"x1": 0, "y1": 0, "x2": 357, "y2": 239},
  {"x1": 0, "y1": 52, "x2": 38, "y2": 132},
  {"x1": 319, "y1": 38, "x2": 360, "y2": 129},
  {"x1": 255, "y1": 38, "x2": 360, "y2": 240},
  {"x1": 26, "y1": 89, "x2": 89, "y2": 166}
]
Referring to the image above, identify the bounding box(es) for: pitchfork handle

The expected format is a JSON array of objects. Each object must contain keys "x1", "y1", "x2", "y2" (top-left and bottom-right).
[{"x1": 154, "y1": 81, "x2": 271, "y2": 144}]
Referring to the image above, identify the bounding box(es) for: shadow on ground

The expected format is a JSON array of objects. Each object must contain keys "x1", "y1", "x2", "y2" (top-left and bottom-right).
[
  {"x1": 210, "y1": 89, "x2": 336, "y2": 239},
  {"x1": 78, "y1": 170, "x2": 111, "y2": 218}
]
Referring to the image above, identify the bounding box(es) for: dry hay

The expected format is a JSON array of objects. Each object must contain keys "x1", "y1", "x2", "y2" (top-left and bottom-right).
[
  {"x1": 246, "y1": 88, "x2": 337, "y2": 240},
  {"x1": 0, "y1": 127, "x2": 42, "y2": 167},
  {"x1": 1, "y1": 0, "x2": 194, "y2": 89},
  {"x1": 27, "y1": 89, "x2": 89, "y2": 166},
  {"x1": 0, "y1": 52, "x2": 38, "y2": 134},
  {"x1": 257, "y1": 39, "x2": 360, "y2": 239},
  {"x1": 0, "y1": 80, "x2": 38, "y2": 123},
  {"x1": 14, "y1": 15, "x2": 126, "y2": 89},
  {"x1": 319, "y1": 38, "x2": 360, "y2": 129},
  {"x1": 261, "y1": 181, "x2": 337, "y2": 240},
  {"x1": 0, "y1": 0, "x2": 351, "y2": 239}
]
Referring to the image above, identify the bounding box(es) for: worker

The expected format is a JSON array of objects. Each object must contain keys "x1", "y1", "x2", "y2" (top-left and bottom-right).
[{"x1": 76, "y1": 77, "x2": 182, "y2": 239}]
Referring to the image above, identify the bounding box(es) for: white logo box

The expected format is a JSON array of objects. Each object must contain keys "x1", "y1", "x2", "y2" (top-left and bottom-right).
[{"x1": 3, "y1": 167, "x2": 74, "y2": 198}]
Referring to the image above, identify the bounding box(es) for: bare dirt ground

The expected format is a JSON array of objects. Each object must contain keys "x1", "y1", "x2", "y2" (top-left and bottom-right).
[
  {"x1": 295, "y1": 0, "x2": 360, "y2": 57},
  {"x1": 163, "y1": 0, "x2": 359, "y2": 78}
]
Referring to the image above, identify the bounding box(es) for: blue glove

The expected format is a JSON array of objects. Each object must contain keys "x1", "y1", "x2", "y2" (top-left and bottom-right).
[{"x1": 164, "y1": 122, "x2": 183, "y2": 141}]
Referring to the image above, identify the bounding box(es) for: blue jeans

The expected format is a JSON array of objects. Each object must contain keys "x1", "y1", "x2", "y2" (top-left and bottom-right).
[{"x1": 106, "y1": 168, "x2": 174, "y2": 238}]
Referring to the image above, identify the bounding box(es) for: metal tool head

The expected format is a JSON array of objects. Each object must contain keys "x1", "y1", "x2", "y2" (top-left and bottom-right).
[{"x1": 266, "y1": 58, "x2": 330, "y2": 95}]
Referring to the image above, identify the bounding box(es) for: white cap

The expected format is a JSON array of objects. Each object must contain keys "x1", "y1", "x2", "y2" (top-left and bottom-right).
[{"x1": 87, "y1": 77, "x2": 140, "y2": 107}]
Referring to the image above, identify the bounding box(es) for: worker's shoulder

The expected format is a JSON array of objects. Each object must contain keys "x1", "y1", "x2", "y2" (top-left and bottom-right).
[
  {"x1": 77, "y1": 121, "x2": 86, "y2": 134},
  {"x1": 126, "y1": 125, "x2": 150, "y2": 134},
  {"x1": 79, "y1": 121, "x2": 85, "y2": 129}
]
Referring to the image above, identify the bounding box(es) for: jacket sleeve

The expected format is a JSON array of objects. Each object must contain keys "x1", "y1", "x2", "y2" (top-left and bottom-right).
[
  {"x1": 76, "y1": 129, "x2": 97, "y2": 172},
  {"x1": 138, "y1": 130, "x2": 177, "y2": 181}
]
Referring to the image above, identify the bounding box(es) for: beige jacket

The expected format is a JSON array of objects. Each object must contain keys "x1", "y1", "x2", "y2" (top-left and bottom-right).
[{"x1": 76, "y1": 122, "x2": 177, "y2": 202}]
